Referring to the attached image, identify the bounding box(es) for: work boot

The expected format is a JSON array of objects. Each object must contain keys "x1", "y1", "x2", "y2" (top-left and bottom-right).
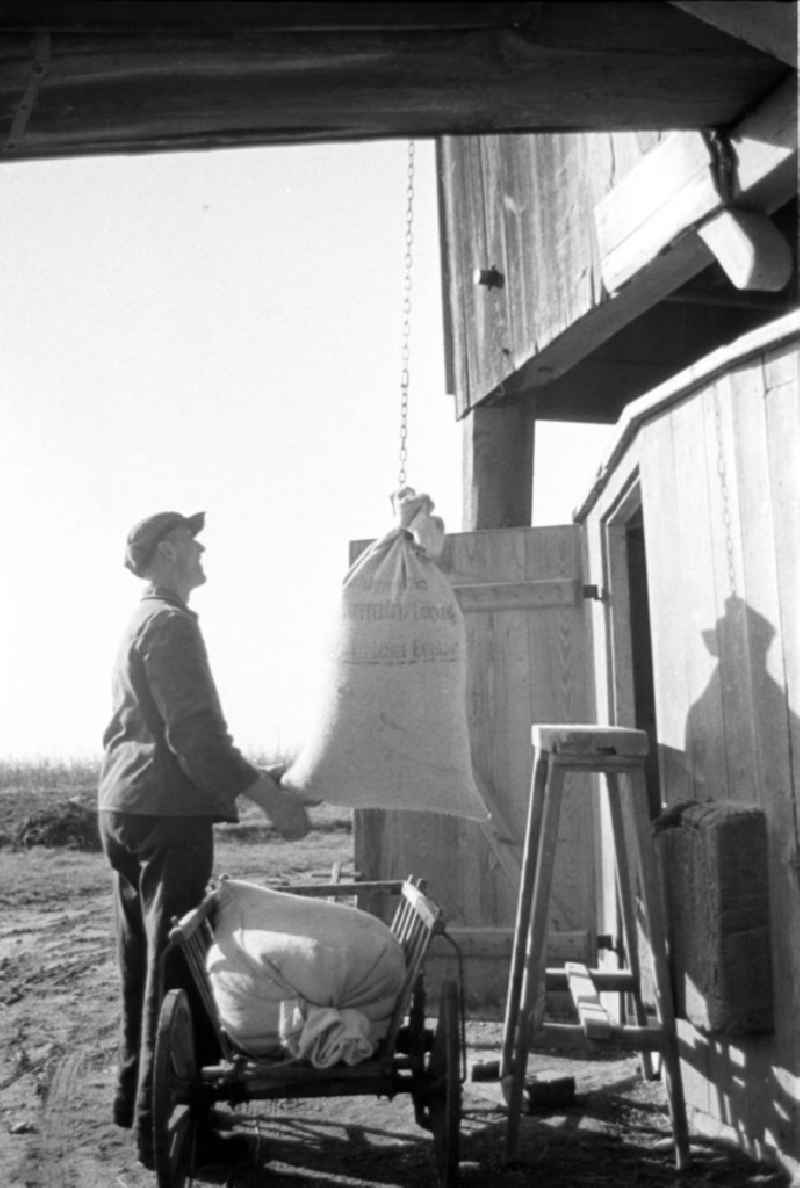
[
  {"x1": 135, "y1": 1114, "x2": 154, "y2": 1170},
  {"x1": 111, "y1": 1067, "x2": 136, "y2": 1129},
  {"x1": 112, "y1": 1092, "x2": 134, "y2": 1129},
  {"x1": 136, "y1": 1137, "x2": 155, "y2": 1171}
]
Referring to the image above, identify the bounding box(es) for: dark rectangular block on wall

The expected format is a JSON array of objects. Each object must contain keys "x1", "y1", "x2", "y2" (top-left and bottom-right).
[{"x1": 658, "y1": 800, "x2": 773, "y2": 1036}]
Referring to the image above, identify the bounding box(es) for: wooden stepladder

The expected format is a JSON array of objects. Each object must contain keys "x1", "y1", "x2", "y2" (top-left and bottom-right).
[{"x1": 500, "y1": 725, "x2": 689, "y2": 1169}]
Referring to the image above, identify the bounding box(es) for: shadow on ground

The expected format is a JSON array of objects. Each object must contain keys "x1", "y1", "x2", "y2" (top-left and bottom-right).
[{"x1": 184, "y1": 1075, "x2": 790, "y2": 1188}]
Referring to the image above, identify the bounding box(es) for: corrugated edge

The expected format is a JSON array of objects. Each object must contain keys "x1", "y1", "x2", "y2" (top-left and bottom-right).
[{"x1": 572, "y1": 309, "x2": 800, "y2": 523}]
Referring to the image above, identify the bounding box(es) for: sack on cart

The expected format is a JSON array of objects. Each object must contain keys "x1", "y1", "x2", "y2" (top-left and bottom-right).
[{"x1": 206, "y1": 878, "x2": 406, "y2": 1067}]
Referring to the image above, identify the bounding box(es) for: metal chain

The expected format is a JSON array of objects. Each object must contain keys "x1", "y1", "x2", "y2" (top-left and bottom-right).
[
  {"x1": 713, "y1": 387, "x2": 737, "y2": 598},
  {"x1": 398, "y1": 140, "x2": 415, "y2": 489}
]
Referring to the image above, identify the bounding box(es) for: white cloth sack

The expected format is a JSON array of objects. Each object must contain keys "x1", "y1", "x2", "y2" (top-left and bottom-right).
[
  {"x1": 279, "y1": 1002, "x2": 374, "y2": 1068},
  {"x1": 206, "y1": 878, "x2": 406, "y2": 1062},
  {"x1": 283, "y1": 526, "x2": 488, "y2": 820}
]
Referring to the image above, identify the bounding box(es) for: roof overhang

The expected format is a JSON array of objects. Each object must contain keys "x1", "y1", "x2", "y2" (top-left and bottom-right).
[{"x1": 0, "y1": 2, "x2": 791, "y2": 162}]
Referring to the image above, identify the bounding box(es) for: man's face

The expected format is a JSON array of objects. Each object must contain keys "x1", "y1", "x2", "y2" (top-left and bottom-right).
[{"x1": 164, "y1": 525, "x2": 206, "y2": 591}]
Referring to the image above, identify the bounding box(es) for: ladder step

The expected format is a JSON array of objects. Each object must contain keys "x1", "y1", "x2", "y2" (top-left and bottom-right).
[
  {"x1": 578, "y1": 1003, "x2": 613, "y2": 1039},
  {"x1": 565, "y1": 962, "x2": 611, "y2": 1038},
  {"x1": 550, "y1": 754, "x2": 647, "y2": 772},
  {"x1": 536, "y1": 1022, "x2": 666, "y2": 1052},
  {"x1": 545, "y1": 967, "x2": 637, "y2": 992}
]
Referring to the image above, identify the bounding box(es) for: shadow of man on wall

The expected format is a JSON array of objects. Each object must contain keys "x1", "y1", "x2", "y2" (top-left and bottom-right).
[
  {"x1": 656, "y1": 594, "x2": 800, "y2": 1169},
  {"x1": 684, "y1": 594, "x2": 787, "y2": 802}
]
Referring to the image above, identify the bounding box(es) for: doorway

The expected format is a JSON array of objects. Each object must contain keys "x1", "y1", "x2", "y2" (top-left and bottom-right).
[
  {"x1": 624, "y1": 508, "x2": 661, "y2": 817},
  {"x1": 604, "y1": 480, "x2": 661, "y2": 817}
]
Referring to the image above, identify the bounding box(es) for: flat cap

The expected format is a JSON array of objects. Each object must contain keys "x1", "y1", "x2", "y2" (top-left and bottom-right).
[{"x1": 124, "y1": 510, "x2": 205, "y2": 576}]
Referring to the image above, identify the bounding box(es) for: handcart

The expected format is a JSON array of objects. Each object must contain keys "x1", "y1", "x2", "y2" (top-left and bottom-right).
[{"x1": 152, "y1": 877, "x2": 464, "y2": 1187}]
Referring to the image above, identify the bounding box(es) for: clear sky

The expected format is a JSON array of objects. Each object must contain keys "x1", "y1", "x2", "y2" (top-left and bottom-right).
[{"x1": 1, "y1": 139, "x2": 614, "y2": 760}]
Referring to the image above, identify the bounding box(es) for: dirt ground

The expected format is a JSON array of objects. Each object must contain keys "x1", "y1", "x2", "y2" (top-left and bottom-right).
[{"x1": 0, "y1": 787, "x2": 790, "y2": 1188}]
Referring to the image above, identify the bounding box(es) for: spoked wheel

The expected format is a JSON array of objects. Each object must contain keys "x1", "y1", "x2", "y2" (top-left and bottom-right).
[
  {"x1": 153, "y1": 988, "x2": 199, "y2": 1188},
  {"x1": 415, "y1": 980, "x2": 461, "y2": 1186},
  {"x1": 405, "y1": 977, "x2": 435, "y2": 1129}
]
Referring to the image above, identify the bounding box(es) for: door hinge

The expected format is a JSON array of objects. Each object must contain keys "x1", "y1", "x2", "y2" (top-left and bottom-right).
[
  {"x1": 582, "y1": 584, "x2": 607, "y2": 602},
  {"x1": 596, "y1": 933, "x2": 623, "y2": 959}
]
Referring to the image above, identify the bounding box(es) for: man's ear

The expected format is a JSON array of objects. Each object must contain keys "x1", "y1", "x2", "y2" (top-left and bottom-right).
[{"x1": 156, "y1": 538, "x2": 177, "y2": 563}]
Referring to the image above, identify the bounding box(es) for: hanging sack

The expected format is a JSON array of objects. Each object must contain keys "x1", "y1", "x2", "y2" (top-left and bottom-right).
[
  {"x1": 283, "y1": 492, "x2": 488, "y2": 820},
  {"x1": 206, "y1": 878, "x2": 406, "y2": 1063}
]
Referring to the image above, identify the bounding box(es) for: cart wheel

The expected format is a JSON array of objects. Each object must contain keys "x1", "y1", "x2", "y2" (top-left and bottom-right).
[
  {"x1": 153, "y1": 988, "x2": 198, "y2": 1188},
  {"x1": 427, "y1": 980, "x2": 461, "y2": 1186},
  {"x1": 406, "y1": 975, "x2": 431, "y2": 1130}
]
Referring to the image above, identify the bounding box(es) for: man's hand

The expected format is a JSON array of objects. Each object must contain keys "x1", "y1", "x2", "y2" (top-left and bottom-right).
[
  {"x1": 267, "y1": 762, "x2": 322, "y2": 807},
  {"x1": 267, "y1": 784, "x2": 311, "y2": 841},
  {"x1": 242, "y1": 772, "x2": 311, "y2": 841}
]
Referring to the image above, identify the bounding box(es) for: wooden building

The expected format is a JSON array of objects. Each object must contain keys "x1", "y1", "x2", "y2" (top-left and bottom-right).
[
  {"x1": 576, "y1": 312, "x2": 799, "y2": 1170},
  {"x1": 0, "y1": 0, "x2": 797, "y2": 1175},
  {"x1": 425, "y1": 5, "x2": 800, "y2": 1174}
]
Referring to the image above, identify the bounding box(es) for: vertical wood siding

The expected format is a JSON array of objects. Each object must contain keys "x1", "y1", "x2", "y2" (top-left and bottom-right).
[
  {"x1": 645, "y1": 340, "x2": 800, "y2": 1167},
  {"x1": 438, "y1": 131, "x2": 666, "y2": 414},
  {"x1": 581, "y1": 325, "x2": 800, "y2": 1170}
]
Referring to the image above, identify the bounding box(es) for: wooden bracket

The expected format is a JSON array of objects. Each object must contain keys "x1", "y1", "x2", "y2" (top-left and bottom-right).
[
  {"x1": 696, "y1": 207, "x2": 793, "y2": 292},
  {"x1": 595, "y1": 76, "x2": 796, "y2": 296}
]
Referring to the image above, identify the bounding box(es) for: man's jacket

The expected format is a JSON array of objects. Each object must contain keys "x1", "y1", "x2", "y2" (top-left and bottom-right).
[{"x1": 98, "y1": 587, "x2": 258, "y2": 818}]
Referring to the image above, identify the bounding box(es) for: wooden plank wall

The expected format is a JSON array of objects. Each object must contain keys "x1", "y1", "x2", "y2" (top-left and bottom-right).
[
  {"x1": 643, "y1": 338, "x2": 800, "y2": 1169},
  {"x1": 353, "y1": 525, "x2": 595, "y2": 1005},
  {"x1": 641, "y1": 341, "x2": 800, "y2": 993},
  {"x1": 580, "y1": 325, "x2": 800, "y2": 1170},
  {"x1": 438, "y1": 131, "x2": 664, "y2": 413}
]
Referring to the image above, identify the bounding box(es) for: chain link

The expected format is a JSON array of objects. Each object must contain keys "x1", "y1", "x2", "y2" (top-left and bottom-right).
[
  {"x1": 713, "y1": 387, "x2": 737, "y2": 598},
  {"x1": 398, "y1": 140, "x2": 415, "y2": 489}
]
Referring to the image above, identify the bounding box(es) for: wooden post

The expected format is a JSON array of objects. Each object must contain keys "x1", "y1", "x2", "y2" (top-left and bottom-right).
[
  {"x1": 462, "y1": 404, "x2": 534, "y2": 530},
  {"x1": 461, "y1": 402, "x2": 535, "y2": 881},
  {"x1": 460, "y1": 403, "x2": 538, "y2": 898}
]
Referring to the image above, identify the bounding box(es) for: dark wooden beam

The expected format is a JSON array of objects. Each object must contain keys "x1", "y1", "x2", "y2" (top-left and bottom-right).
[
  {"x1": 669, "y1": 2, "x2": 797, "y2": 68},
  {"x1": 0, "y1": 3, "x2": 537, "y2": 32},
  {"x1": 515, "y1": 289, "x2": 788, "y2": 422},
  {"x1": 664, "y1": 289, "x2": 794, "y2": 311},
  {"x1": 0, "y1": 3, "x2": 788, "y2": 160}
]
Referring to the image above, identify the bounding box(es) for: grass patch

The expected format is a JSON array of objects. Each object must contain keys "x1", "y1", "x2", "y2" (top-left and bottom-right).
[
  {"x1": 0, "y1": 750, "x2": 293, "y2": 792},
  {"x1": 0, "y1": 757, "x2": 100, "y2": 792}
]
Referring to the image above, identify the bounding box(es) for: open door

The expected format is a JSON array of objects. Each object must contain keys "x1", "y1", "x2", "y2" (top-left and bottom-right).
[
  {"x1": 625, "y1": 508, "x2": 661, "y2": 816},
  {"x1": 599, "y1": 481, "x2": 661, "y2": 1012},
  {"x1": 351, "y1": 524, "x2": 595, "y2": 1013}
]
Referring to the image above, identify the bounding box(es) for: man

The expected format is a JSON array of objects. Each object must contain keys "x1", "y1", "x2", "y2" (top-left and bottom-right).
[{"x1": 98, "y1": 509, "x2": 309, "y2": 1170}]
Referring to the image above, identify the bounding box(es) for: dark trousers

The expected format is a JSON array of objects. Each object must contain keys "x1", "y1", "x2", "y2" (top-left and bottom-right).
[{"x1": 98, "y1": 811, "x2": 213, "y2": 1152}]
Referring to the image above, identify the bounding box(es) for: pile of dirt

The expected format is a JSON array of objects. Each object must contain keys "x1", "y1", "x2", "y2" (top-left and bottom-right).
[{"x1": 14, "y1": 797, "x2": 101, "y2": 851}]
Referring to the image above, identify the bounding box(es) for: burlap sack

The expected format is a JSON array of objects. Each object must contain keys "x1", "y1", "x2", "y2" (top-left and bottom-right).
[{"x1": 283, "y1": 528, "x2": 487, "y2": 820}]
